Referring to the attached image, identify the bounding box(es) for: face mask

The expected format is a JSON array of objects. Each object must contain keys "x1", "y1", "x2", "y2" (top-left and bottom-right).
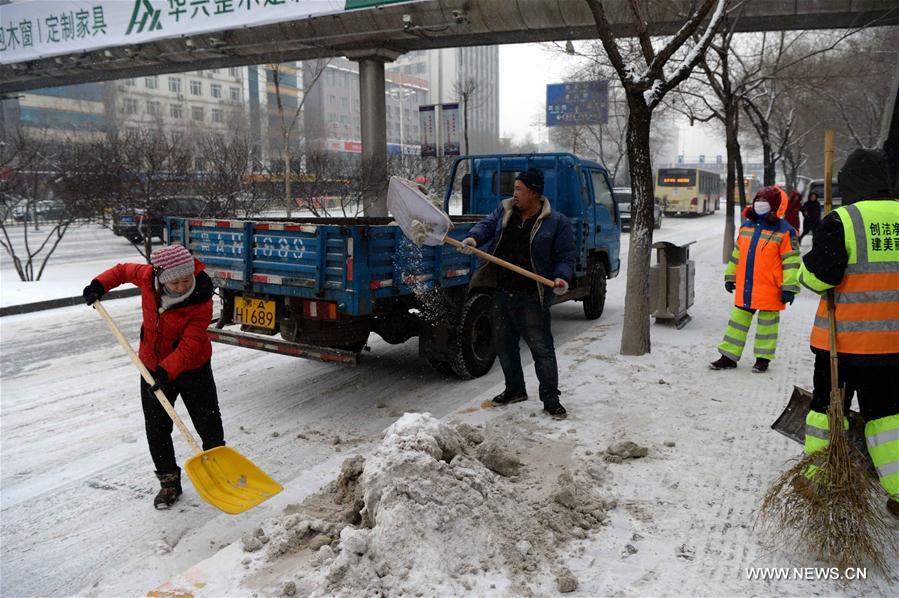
[{"x1": 754, "y1": 201, "x2": 771, "y2": 215}]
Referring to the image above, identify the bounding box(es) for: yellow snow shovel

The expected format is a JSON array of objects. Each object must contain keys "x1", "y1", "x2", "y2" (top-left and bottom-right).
[{"x1": 93, "y1": 300, "x2": 282, "y2": 514}]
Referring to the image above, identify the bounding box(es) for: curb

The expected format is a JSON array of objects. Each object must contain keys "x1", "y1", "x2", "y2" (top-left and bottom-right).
[{"x1": 0, "y1": 288, "x2": 142, "y2": 317}]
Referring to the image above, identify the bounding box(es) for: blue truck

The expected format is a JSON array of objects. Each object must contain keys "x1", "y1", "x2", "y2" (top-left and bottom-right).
[{"x1": 166, "y1": 153, "x2": 621, "y2": 378}]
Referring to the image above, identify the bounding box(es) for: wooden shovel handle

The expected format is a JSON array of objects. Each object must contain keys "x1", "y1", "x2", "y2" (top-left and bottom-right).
[
  {"x1": 444, "y1": 236, "x2": 558, "y2": 288},
  {"x1": 93, "y1": 300, "x2": 203, "y2": 455}
]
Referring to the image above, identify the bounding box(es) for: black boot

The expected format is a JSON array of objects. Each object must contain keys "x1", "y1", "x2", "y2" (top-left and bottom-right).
[
  {"x1": 492, "y1": 390, "x2": 528, "y2": 405},
  {"x1": 752, "y1": 358, "x2": 770, "y2": 373},
  {"x1": 154, "y1": 470, "x2": 182, "y2": 510},
  {"x1": 709, "y1": 355, "x2": 737, "y2": 370}
]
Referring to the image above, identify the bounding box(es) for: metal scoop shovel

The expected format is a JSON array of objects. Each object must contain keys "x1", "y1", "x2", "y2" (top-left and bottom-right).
[{"x1": 93, "y1": 300, "x2": 282, "y2": 514}]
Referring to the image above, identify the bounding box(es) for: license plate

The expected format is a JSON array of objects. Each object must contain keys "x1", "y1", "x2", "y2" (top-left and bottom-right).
[{"x1": 234, "y1": 296, "x2": 276, "y2": 329}]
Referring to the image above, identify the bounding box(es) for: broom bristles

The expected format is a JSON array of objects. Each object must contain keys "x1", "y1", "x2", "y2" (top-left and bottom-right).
[{"x1": 759, "y1": 387, "x2": 897, "y2": 577}]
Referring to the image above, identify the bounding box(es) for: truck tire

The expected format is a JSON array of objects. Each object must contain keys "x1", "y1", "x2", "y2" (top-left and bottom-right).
[
  {"x1": 583, "y1": 262, "x2": 607, "y2": 320},
  {"x1": 450, "y1": 293, "x2": 496, "y2": 379}
]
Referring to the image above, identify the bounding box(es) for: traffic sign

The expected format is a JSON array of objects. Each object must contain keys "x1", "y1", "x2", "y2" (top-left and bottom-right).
[{"x1": 546, "y1": 81, "x2": 608, "y2": 127}]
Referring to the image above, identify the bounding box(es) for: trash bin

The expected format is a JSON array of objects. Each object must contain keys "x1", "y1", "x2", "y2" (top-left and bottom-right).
[{"x1": 650, "y1": 240, "x2": 695, "y2": 329}]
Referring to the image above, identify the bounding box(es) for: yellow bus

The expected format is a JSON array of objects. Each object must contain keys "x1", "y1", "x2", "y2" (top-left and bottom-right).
[{"x1": 656, "y1": 168, "x2": 722, "y2": 216}]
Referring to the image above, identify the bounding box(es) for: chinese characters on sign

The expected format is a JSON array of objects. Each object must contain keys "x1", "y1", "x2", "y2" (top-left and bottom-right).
[
  {"x1": 545, "y1": 81, "x2": 608, "y2": 127},
  {"x1": 441, "y1": 103, "x2": 460, "y2": 156},
  {"x1": 869, "y1": 220, "x2": 899, "y2": 252},
  {"x1": 0, "y1": 0, "x2": 410, "y2": 64},
  {"x1": 419, "y1": 105, "x2": 436, "y2": 157}
]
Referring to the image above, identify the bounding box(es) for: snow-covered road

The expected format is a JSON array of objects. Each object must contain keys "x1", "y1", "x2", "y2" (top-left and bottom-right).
[{"x1": 3, "y1": 214, "x2": 895, "y2": 597}]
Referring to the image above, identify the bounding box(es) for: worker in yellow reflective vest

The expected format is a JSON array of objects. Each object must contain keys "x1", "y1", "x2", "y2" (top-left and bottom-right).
[
  {"x1": 798, "y1": 148, "x2": 899, "y2": 519},
  {"x1": 710, "y1": 186, "x2": 800, "y2": 373}
]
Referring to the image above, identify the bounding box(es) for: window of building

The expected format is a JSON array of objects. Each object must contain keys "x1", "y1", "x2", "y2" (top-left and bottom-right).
[
  {"x1": 211, "y1": 68, "x2": 219, "y2": 74},
  {"x1": 123, "y1": 98, "x2": 138, "y2": 114},
  {"x1": 168, "y1": 77, "x2": 181, "y2": 93},
  {"x1": 229, "y1": 87, "x2": 240, "y2": 101},
  {"x1": 210, "y1": 84, "x2": 222, "y2": 99},
  {"x1": 190, "y1": 80, "x2": 202, "y2": 96},
  {"x1": 192, "y1": 106, "x2": 204, "y2": 121},
  {"x1": 145, "y1": 76, "x2": 158, "y2": 90},
  {"x1": 328, "y1": 95, "x2": 336, "y2": 105},
  {"x1": 211, "y1": 109, "x2": 224, "y2": 123},
  {"x1": 170, "y1": 104, "x2": 183, "y2": 119},
  {"x1": 228, "y1": 67, "x2": 239, "y2": 77},
  {"x1": 146, "y1": 100, "x2": 161, "y2": 116},
  {"x1": 123, "y1": 78, "x2": 135, "y2": 87}
]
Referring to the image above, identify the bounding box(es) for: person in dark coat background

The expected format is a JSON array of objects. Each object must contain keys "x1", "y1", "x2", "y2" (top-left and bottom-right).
[{"x1": 799, "y1": 191, "x2": 822, "y2": 244}]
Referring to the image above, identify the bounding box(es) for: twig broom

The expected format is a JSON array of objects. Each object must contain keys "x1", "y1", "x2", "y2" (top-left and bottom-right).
[{"x1": 758, "y1": 130, "x2": 897, "y2": 576}]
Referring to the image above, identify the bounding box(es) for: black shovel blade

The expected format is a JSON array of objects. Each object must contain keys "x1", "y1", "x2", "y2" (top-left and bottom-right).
[{"x1": 772, "y1": 385, "x2": 868, "y2": 454}]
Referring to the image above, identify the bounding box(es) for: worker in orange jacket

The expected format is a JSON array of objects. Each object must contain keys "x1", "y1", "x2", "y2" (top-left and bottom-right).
[{"x1": 711, "y1": 186, "x2": 800, "y2": 373}]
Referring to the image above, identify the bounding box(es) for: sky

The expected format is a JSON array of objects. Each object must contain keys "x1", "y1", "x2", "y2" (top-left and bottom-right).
[{"x1": 498, "y1": 42, "x2": 728, "y2": 160}]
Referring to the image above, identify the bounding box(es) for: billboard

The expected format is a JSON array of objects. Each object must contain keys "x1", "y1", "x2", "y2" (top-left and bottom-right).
[
  {"x1": 0, "y1": 0, "x2": 411, "y2": 64},
  {"x1": 546, "y1": 81, "x2": 609, "y2": 127},
  {"x1": 419, "y1": 105, "x2": 436, "y2": 157},
  {"x1": 441, "y1": 103, "x2": 460, "y2": 156}
]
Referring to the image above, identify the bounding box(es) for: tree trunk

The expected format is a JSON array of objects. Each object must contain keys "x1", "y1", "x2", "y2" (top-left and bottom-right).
[
  {"x1": 761, "y1": 137, "x2": 775, "y2": 186},
  {"x1": 620, "y1": 105, "x2": 654, "y2": 356},
  {"x1": 723, "y1": 105, "x2": 738, "y2": 264},
  {"x1": 463, "y1": 97, "x2": 470, "y2": 154}
]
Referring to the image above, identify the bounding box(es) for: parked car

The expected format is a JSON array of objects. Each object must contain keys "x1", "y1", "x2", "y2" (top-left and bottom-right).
[
  {"x1": 12, "y1": 199, "x2": 68, "y2": 223},
  {"x1": 113, "y1": 197, "x2": 210, "y2": 244},
  {"x1": 802, "y1": 179, "x2": 841, "y2": 207},
  {"x1": 614, "y1": 187, "x2": 662, "y2": 230}
]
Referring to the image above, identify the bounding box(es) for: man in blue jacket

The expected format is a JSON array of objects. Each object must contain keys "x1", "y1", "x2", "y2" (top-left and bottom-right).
[{"x1": 459, "y1": 168, "x2": 576, "y2": 419}]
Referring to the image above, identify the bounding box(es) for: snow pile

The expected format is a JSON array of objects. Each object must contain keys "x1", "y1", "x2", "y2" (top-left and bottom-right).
[{"x1": 242, "y1": 413, "x2": 611, "y2": 596}]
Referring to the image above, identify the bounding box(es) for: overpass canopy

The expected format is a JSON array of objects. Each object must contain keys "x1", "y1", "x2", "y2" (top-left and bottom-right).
[{"x1": 2, "y1": 0, "x2": 899, "y2": 93}]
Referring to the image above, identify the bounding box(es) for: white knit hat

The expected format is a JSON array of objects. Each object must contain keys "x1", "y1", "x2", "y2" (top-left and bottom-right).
[{"x1": 150, "y1": 245, "x2": 195, "y2": 283}]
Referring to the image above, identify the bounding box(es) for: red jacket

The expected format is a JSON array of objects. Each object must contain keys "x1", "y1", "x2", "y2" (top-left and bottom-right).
[
  {"x1": 784, "y1": 192, "x2": 801, "y2": 231},
  {"x1": 95, "y1": 260, "x2": 214, "y2": 379}
]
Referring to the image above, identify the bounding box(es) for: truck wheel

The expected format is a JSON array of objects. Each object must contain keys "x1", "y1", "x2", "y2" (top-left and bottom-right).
[
  {"x1": 583, "y1": 262, "x2": 607, "y2": 320},
  {"x1": 450, "y1": 293, "x2": 496, "y2": 379}
]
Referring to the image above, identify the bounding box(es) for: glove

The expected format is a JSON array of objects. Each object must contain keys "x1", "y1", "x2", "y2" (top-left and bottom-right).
[
  {"x1": 781, "y1": 291, "x2": 795, "y2": 305},
  {"x1": 148, "y1": 368, "x2": 169, "y2": 393},
  {"x1": 82, "y1": 280, "x2": 105, "y2": 306},
  {"x1": 553, "y1": 278, "x2": 569, "y2": 296},
  {"x1": 458, "y1": 237, "x2": 477, "y2": 255},
  {"x1": 724, "y1": 281, "x2": 735, "y2": 294}
]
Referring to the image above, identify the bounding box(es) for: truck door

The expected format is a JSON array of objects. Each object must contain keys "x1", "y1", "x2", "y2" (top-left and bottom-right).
[{"x1": 588, "y1": 170, "x2": 621, "y2": 273}]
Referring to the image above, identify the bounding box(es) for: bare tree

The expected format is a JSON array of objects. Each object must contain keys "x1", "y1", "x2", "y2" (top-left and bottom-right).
[
  {"x1": 269, "y1": 59, "x2": 330, "y2": 218},
  {"x1": 453, "y1": 77, "x2": 482, "y2": 154},
  {"x1": 0, "y1": 130, "x2": 91, "y2": 281},
  {"x1": 115, "y1": 127, "x2": 194, "y2": 261},
  {"x1": 585, "y1": 0, "x2": 727, "y2": 356}
]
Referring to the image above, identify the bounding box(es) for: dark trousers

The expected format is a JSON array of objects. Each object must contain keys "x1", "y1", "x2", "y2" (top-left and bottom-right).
[
  {"x1": 140, "y1": 360, "x2": 225, "y2": 474},
  {"x1": 810, "y1": 350, "x2": 899, "y2": 420},
  {"x1": 493, "y1": 290, "x2": 561, "y2": 407}
]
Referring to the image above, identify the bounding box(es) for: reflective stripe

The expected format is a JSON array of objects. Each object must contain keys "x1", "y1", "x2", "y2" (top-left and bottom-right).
[
  {"x1": 723, "y1": 335, "x2": 746, "y2": 347},
  {"x1": 757, "y1": 317, "x2": 779, "y2": 325},
  {"x1": 877, "y1": 461, "x2": 899, "y2": 478},
  {"x1": 845, "y1": 261, "x2": 899, "y2": 274},
  {"x1": 781, "y1": 285, "x2": 800, "y2": 293},
  {"x1": 834, "y1": 289, "x2": 899, "y2": 304},
  {"x1": 755, "y1": 333, "x2": 778, "y2": 340},
  {"x1": 867, "y1": 428, "x2": 899, "y2": 448},
  {"x1": 755, "y1": 349, "x2": 776, "y2": 357},
  {"x1": 724, "y1": 274, "x2": 736, "y2": 282},
  {"x1": 806, "y1": 425, "x2": 829, "y2": 440},
  {"x1": 843, "y1": 204, "x2": 867, "y2": 263},
  {"x1": 729, "y1": 255, "x2": 739, "y2": 264},
  {"x1": 814, "y1": 316, "x2": 899, "y2": 332},
  {"x1": 783, "y1": 263, "x2": 799, "y2": 270},
  {"x1": 783, "y1": 250, "x2": 800, "y2": 258},
  {"x1": 727, "y1": 320, "x2": 750, "y2": 332}
]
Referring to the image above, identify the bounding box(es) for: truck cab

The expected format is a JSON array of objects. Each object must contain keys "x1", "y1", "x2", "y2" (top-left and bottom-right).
[{"x1": 446, "y1": 152, "x2": 620, "y2": 285}]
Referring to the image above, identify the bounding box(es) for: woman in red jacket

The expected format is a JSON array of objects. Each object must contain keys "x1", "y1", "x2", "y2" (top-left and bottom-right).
[
  {"x1": 784, "y1": 190, "x2": 802, "y2": 232},
  {"x1": 83, "y1": 245, "x2": 224, "y2": 509}
]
